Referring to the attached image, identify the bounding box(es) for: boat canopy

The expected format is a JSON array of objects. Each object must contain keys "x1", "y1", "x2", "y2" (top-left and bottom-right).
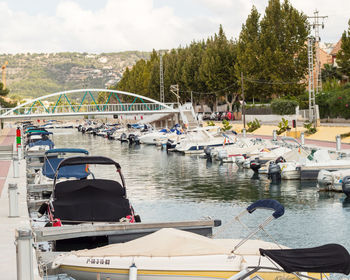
[
  {"x1": 57, "y1": 156, "x2": 121, "y2": 169},
  {"x1": 52, "y1": 178, "x2": 131, "y2": 222},
  {"x1": 28, "y1": 139, "x2": 54, "y2": 149},
  {"x1": 260, "y1": 244, "x2": 350, "y2": 274},
  {"x1": 73, "y1": 228, "x2": 282, "y2": 258},
  {"x1": 45, "y1": 148, "x2": 89, "y2": 155},
  {"x1": 43, "y1": 158, "x2": 89, "y2": 179},
  {"x1": 27, "y1": 131, "x2": 52, "y2": 137},
  {"x1": 25, "y1": 128, "x2": 48, "y2": 134}
]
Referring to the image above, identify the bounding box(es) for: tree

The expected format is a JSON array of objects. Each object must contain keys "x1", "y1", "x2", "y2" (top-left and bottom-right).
[
  {"x1": 236, "y1": 6, "x2": 262, "y2": 100},
  {"x1": 0, "y1": 82, "x2": 15, "y2": 108},
  {"x1": 236, "y1": 0, "x2": 310, "y2": 101},
  {"x1": 199, "y1": 25, "x2": 239, "y2": 111},
  {"x1": 321, "y1": 64, "x2": 342, "y2": 82},
  {"x1": 337, "y1": 19, "x2": 350, "y2": 79}
]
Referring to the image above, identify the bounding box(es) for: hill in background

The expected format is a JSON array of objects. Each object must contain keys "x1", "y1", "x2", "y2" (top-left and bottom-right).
[{"x1": 1, "y1": 51, "x2": 150, "y2": 99}]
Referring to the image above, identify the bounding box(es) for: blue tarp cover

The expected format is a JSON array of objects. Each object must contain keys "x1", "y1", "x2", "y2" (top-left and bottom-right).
[
  {"x1": 27, "y1": 131, "x2": 52, "y2": 136},
  {"x1": 42, "y1": 157, "x2": 90, "y2": 179},
  {"x1": 28, "y1": 139, "x2": 54, "y2": 149}
]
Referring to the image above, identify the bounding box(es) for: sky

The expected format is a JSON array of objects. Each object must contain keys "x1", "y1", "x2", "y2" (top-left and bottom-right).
[{"x1": 0, "y1": 0, "x2": 349, "y2": 54}]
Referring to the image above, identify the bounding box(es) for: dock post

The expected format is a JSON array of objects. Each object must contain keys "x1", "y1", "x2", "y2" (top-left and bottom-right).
[
  {"x1": 13, "y1": 155, "x2": 19, "y2": 178},
  {"x1": 300, "y1": 132, "x2": 305, "y2": 146},
  {"x1": 272, "y1": 130, "x2": 277, "y2": 141},
  {"x1": 17, "y1": 145, "x2": 23, "y2": 160},
  {"x1": 8, "y1": 183, "x2": 19, "y2": 217},
  {"x1": 336, "y1": 135, "x2": 341, "y2": 151},
  {"x1": 242, "y1": 128, "x2": 246, "y2": 138},
  {"x1": 16, "y1": 228, "x2": 34, "y2": 280}
]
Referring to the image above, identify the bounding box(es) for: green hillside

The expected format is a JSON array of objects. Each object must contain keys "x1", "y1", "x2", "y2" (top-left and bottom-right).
[{"x1": 1, "y1": 51, "x2": 150, "y2": 99}]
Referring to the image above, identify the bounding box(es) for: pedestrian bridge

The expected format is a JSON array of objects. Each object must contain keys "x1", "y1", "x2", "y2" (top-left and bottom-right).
[{"x1": 0, "y1": 89, "x2": 178, "y2": 120}]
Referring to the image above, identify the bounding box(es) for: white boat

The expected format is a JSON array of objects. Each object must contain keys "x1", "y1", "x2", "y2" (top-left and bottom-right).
[
  {"x1": 317, "y1": 169, "x2": 350, "y2": 191},
  {"x1": 211, "y1": 138, "x2": 266, "y2": 162},
  {"x1": 52, "y1": 199, "x2": 350, "y2": 280},
  {"x1": 175, "y1": 127, "x2": 232, "y2": 154}
]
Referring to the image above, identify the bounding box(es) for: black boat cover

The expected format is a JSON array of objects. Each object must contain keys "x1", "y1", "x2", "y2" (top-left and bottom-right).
[
  {"x1": 52, "y1": 179, "x2": 132, "y2": 222},
  {"x1": 57, "y1": 156, "x2": 121, "y2": 169},
  {"x1": 260, "y1": 244, "x2": 350, "y2": 274}
]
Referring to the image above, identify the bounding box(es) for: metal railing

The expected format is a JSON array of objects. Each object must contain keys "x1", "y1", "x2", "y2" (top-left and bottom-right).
[{"x1": 1, "y1": 103, "x2": 177, "y2": 116}]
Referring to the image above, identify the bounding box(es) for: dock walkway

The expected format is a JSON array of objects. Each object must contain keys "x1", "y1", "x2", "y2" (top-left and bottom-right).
[{"x1": 0, "y1": 128, "x2": 41, "y2": 280}]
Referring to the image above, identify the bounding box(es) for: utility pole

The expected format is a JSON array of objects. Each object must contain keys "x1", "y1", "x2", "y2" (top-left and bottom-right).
[
  {"x1": 241, "y1": 72, "x2": 246, "y2": 129},
  {"x1": 159, "y1": 54, "x2": 165, "y2": 103},
  {"x1": 307, "y1": 37, "x2": 315, "y2": 125},
  {"x1": 308, "y1": 10, "x2": 327, "y2": 127}
]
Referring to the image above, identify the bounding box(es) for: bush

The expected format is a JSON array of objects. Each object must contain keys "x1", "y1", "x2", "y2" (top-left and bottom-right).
[
  {"x1": 271, "y1": 99, "x2": 298, "y2": 115},
  {"x1": 221, "y1": 119, "x2": 232, "y2": 131},
  {"x1": 316, "y1": 85, "x2": 350, "y2": 119},
  {"x1": 303, "y1": 122, "x2": 317, "y2": 135},
  {"x1": 207, "y1": 121, "x2": 215, "y2": 126},
  {"x1": 246, "y1": 118, "x2": 261, "y2": 133},
  {"x1": 277, "y1": 118, "x2": 290, "y2": 135}
]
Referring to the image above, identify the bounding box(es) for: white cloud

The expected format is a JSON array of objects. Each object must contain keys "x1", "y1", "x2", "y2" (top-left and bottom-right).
[{"x1": 0, "y1": 0, "x2": 349, "y2": 53}]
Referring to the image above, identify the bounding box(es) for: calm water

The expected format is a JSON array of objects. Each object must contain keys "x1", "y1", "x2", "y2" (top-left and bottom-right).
[{"x1": 51, "y1": 129, "x2": 350, "y2": 251}]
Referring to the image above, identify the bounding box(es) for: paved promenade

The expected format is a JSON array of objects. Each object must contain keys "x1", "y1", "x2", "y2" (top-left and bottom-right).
[
  {"x1": 0, "y1": 128, "x2": 41, "y2": 280},
  {"x1": 209, "y1": 122, "x2": 350, "y2": 148}
]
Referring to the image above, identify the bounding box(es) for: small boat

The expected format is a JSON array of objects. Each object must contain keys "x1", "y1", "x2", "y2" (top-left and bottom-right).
[
  {"x1": 39, "y1": 155, "x2": 140, "y2": 226},
  {"x1": 52, "y1": 199, "x2": 350, "y2": 280},
  {"x1": 33, "y1": 148, "x2": 90, "y2": 187},
  {"x1": 317, "y1": 168, "x2": 350, "y2": 192},
  {"x1": 175, "y1": 126, "x2": 233, "y2": 154},
  {"x1": 26, "y1": 131, "x2": 54, "y2": 151}
]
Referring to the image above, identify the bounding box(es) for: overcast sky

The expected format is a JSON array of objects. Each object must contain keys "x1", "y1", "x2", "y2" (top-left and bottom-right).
[{"x1": 0, "y1": 0, "x2": 349, "y2": 54}]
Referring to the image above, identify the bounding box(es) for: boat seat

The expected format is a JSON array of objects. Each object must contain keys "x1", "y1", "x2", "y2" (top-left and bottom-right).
[{"x1": 52, "y1": 179, "x2": 132, "y2": 223}]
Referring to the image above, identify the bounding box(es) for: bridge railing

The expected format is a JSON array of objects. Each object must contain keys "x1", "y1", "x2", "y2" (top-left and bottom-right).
[{"x1": 1, "y1": 103, "x2": 177, "y2": 116}]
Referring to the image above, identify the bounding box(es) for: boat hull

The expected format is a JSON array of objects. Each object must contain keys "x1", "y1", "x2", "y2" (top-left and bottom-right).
[{"x1": 59, "y1": 266, "x2": 302, "y2": 280}]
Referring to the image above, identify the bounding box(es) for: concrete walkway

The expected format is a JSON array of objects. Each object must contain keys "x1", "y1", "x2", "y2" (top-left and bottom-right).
[
  {"x1": 209, "y1": 122, "x2": 350, "y2": 146},
  {"x1": 0, "y1": 129, "x2": 41, "y2": 280}
]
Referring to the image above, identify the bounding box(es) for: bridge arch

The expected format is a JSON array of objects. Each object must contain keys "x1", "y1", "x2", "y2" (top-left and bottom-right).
[{"x1": 1, "y1": 89, "x2": 177, "y2": 119}]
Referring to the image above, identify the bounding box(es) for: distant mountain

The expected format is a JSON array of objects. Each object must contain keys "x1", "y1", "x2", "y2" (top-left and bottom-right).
[{"x1": 1, "y1": 51, "x2": 150, "y2": 99}]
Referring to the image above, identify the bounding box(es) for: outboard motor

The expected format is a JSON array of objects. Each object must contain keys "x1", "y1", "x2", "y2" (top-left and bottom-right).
[
  {"x1": 120, "y1": 133, "x2": 128, "y2": 143},
  {"x1": 133, "y1": 135, "x2": 140, "y2": 145},
  {"x1": 128, "y1": 134, "x2": 135, "y2": 145},
  {"x1": 268, "y1": 161, "x2": 282, "y2": 184},
  {"x1": 166, "y1": 139, "x2": 175, "y2": 152},
  {"x1": 250, "y1": 158, "x2": 261, "y2": 179},
  {"x1": 342, "y1": 176, "x2": 350, "y2": 197},
  {"x1": 204, "y1": 146, "x2": 213, "y2": 161}
]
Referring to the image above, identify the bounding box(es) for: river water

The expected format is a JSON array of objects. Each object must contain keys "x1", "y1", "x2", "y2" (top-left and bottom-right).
[{"x1": 51, "y1": 129, "x2": 350, "y2": 252}]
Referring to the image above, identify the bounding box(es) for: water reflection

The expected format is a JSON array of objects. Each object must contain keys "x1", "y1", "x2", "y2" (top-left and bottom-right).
[{"x1": 52, "y1": 129, "x2": 350, "y2": 250}]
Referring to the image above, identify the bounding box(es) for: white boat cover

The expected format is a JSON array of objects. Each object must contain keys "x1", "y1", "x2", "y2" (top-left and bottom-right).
[
  {"x1": 282, "y1": 148, "x2": 309, "y2": 162},
  {"x1": 73, "y1": 228, "x2": 283, "y2": 258}
]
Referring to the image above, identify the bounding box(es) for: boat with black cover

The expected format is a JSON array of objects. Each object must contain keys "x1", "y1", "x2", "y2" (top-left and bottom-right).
[{"x1": 39, "y1": 155, "x2": 140, "y2": 226}]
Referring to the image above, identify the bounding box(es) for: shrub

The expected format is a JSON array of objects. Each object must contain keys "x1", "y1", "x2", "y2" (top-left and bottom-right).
[
  {"x1": 303, "y1": 122, "x2": 317, "y2": 135},
  {"x1": 277, "y1": 118, "x2": 290, "y2": 135},
  {"x1": 221, "y1": 119, "x2": 232, "y2": 131},
  {"x1": 271, "y1": 99, "x2": 298, "y2": 115},
  {"x1": 246, "y1": 118, "x2": 261, "y2": 133},
  {"x1": 207, "y1": 121, "x2": 215, "y2": 126},
  {"x1": 316, "y1": 85, "x2": 350, "y2": 119}
]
